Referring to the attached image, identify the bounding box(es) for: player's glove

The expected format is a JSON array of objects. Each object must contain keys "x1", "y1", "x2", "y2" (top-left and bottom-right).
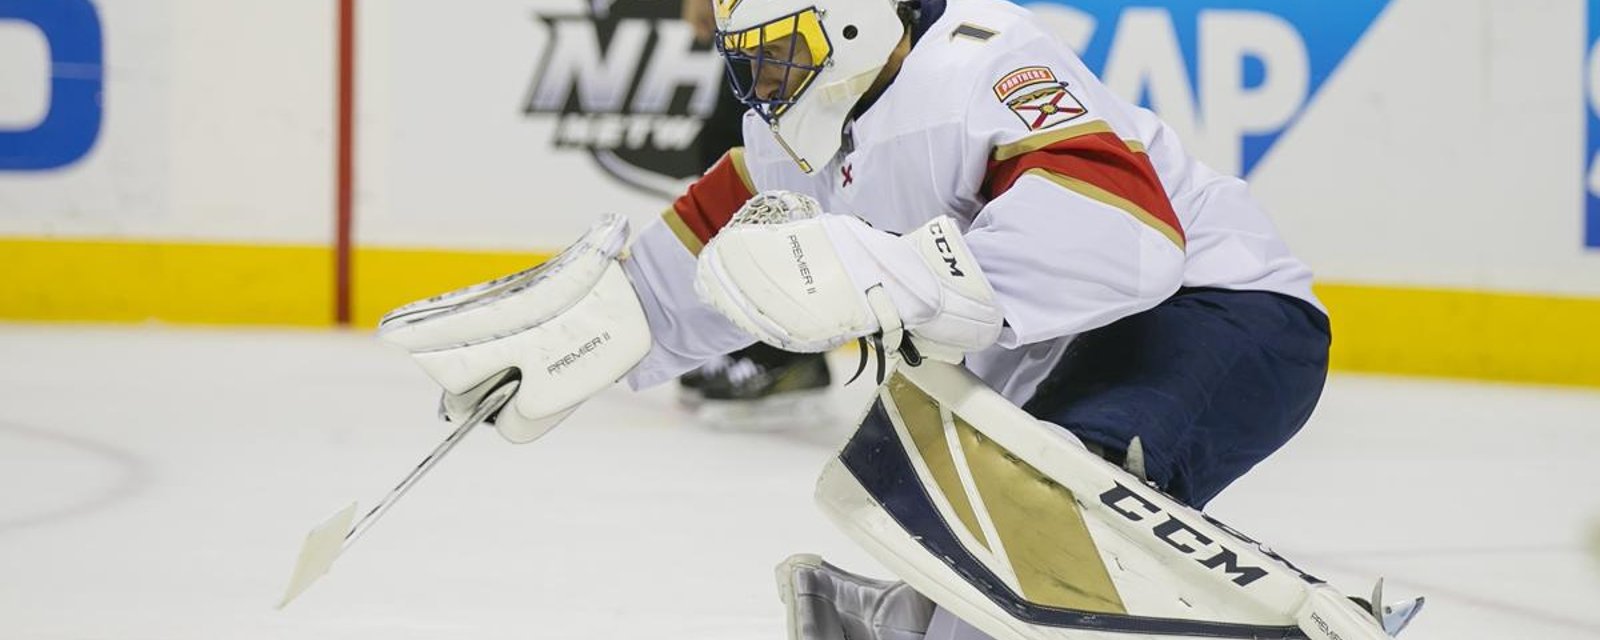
[
  {"x1": 376, "y1": 215, "x2": 652, "y2": 444},
  {"x1": 694, "y1": 191, "x2": 1004, "y2": 364}
]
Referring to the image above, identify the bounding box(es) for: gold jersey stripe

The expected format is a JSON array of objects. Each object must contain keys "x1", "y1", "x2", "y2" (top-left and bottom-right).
[
  {"x1": 727, "y1": 147, "x2": 756, "y2": 194},
  {"x1": 887, "y1": 375, "x2": 991, "y2": 551},
  {"x1": 992, "y1": 120, "x2": 1117, "y2": 162},
  {"x1": 991, "y1": 121, "x2": 1150, "y2": 160},
  {"x1": 661, "y1": 207, "x2": 705, "y2": 256},
  {"x1": 955, "y1": 416, "x2": 1127, "y2": 614},
  {"x1": 1022, "y1": 168, "x2": 1186, "y2": 250}
]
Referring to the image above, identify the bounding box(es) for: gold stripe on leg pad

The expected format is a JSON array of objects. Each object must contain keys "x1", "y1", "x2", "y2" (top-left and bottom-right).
[
  {"x1": 956, "y1": 416, "x2": 1127, "y2": 614},
  {"x1": 887, "y1": 375, "x2": 990, "y2": 551}
]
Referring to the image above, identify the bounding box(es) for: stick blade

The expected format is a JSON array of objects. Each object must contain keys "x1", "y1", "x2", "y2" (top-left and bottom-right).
[{"x1": 278, "y1": 502, "x2": 358, "y2": 609}]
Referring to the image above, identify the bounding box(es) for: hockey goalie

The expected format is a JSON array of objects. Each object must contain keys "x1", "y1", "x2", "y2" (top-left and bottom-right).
[{"x1": 375, "y1": 0, "x2": 1424, "y2": 638}]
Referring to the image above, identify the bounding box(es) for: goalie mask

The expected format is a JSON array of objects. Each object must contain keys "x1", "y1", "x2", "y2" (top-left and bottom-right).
[{"x1": 714, "y1": 0, "x2": 904, "y2": 173}]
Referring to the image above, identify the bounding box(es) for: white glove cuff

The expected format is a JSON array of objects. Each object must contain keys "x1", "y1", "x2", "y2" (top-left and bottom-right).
[{"x1": 897, "y1": 217, "x2": 1005, "y2": 355}]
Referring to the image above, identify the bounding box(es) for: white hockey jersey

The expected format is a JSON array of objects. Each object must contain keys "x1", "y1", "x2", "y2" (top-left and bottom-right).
[{"x1": 624, "y1": 0, "x2": 1323, "y2": 403}]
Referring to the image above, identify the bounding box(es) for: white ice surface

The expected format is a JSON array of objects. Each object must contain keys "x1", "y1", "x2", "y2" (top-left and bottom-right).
[{"x1": 0, "y1": 324, "x2": 1597, "y2": 640}]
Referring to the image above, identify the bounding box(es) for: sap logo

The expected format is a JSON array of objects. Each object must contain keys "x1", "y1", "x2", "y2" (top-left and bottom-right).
[
  {"x1": 0, "y1": 0, "x2": 103, "y2": 171},
  {"x1": 1585, "y1": 1, "x2": 1600, "y2": 249},
  {"x1": 524, "y1": 0, "x2": 723, "y2": 197},
  {"x1": 1025, "y1": 1, "x2": 1389, "y2": 178}
]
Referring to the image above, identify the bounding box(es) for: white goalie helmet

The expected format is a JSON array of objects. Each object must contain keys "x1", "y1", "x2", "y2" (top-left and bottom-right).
[{"x1": 714, "y1": 0, "x2": 906, "y2": 173}]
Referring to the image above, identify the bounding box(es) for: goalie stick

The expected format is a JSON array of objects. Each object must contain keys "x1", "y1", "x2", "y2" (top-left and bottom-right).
[{"x1": 276, "y1": 378, "x2": 520, "y2": 608}]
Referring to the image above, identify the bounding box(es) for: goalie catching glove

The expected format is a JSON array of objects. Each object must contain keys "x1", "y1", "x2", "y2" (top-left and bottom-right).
[
  {"x1": 695, "y1": 191, "x2": 1005, "y2": 363},
  {"x1": 376, "y1": 215, "x2": 651, "y2": 444}
]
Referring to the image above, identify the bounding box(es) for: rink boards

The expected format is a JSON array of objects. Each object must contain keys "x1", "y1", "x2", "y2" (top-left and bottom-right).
[{"x1": 0, "y1": 0, "x2": 1597, "y2": 385}]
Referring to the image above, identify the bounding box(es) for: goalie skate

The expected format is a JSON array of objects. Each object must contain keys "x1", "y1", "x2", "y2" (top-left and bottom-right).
[{"x1": 687, "y1": 347, "x2": 835, "y2": 431}]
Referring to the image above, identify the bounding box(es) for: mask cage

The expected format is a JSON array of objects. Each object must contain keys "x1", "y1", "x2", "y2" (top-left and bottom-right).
[{"x1": 715, "y1": 9, "x2": 833, "y2": 124}]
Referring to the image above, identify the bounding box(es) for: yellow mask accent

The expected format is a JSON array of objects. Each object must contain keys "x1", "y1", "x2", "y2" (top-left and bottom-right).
[
  {"x1": 719, "y1": 9, "x2": 833, "y2": 118},
  {"x1": 719, "y1": 9, "x2": 832, "y2": 68}
]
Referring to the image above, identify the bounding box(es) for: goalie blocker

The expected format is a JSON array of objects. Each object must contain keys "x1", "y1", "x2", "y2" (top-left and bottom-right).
[{"x1": 814, "y1": 359, "x2": 1419, "y2": 640}]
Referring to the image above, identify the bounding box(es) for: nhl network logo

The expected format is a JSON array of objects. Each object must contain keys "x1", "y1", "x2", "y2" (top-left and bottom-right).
[{"x1": 523, "y1": 0, "x2": 725, "y2": 197}]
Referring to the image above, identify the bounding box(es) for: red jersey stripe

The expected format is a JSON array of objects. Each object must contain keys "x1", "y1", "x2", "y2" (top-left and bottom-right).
[
  {"x1": 663, "y1": 148, "x2": 756, "y2": 255},
  {"x1": 985, "y1": 128, "x2": 1185, "y2": 250}
]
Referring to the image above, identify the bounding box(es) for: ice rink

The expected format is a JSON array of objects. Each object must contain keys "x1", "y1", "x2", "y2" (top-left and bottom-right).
[{"x1": 1, "y1": 323, "x2": 1597, "y2": 640}]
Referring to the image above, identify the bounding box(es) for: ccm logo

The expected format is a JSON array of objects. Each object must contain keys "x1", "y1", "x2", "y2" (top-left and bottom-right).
[
  {"x1": 1100, "y1": 482, "x2": 1269, "y2": 587},
  {"x1": 928, "y1": 223, "x2": 964, "y2": 277}
]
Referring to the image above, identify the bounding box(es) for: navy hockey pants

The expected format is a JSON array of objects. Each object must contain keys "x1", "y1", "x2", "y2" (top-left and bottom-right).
[{"x1": 1021, "y1": 287, "x2": 1331, "y2": 509}]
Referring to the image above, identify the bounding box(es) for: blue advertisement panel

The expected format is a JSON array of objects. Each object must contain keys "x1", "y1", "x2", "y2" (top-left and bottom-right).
[
  {"x1": 0, "y1": 0, "x2": 103, "y2": 171},
  {"x1": 1588, "y1": 0, "x2": 1600, "y2": 248},
  {"x1": 1027, "y1": 0, "x2": 1389, "y2": 179}
]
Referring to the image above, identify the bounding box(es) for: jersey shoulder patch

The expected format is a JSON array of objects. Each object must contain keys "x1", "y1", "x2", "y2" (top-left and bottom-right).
[{"x1": 992, "y1": 66, "x2": 1087, "y2": 132}]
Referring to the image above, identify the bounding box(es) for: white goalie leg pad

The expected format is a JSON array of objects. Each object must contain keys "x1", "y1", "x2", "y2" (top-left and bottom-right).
[
  {"x1": 816, "y1": 360, "x2": 1400, "y2": 640},
  {"x1": 378, "y1": 214, "x2": 651, "y2": 444}
]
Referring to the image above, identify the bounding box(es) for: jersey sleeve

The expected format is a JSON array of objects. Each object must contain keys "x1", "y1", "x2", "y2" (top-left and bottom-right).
[
  {"x1": 623, "y1": 149, "x2": 758, "y2": 389},
  {"x1": 658, "y1": 148, "x2": 759, "y2": 256},
  {"x1": 959, "y1": 36, "x2": 1187, "y2": 348}
]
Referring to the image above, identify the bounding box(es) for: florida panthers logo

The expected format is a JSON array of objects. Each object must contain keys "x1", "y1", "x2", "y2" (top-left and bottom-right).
[{"x1": 993, "y1": 66, "x2": 1087, "y2": 131}]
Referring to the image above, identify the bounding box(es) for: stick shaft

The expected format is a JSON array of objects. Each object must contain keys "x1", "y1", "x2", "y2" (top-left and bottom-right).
[{"x1": 341, "y1": 381, "x2": 519, "y2": 551}]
